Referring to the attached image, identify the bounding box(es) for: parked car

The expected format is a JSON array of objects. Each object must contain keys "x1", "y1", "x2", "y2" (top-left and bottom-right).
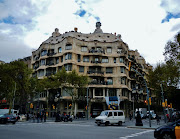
[
  {"x1": 95, "y1": 110, "x2": 125, "y2": 126},
  {"x1": 147, "y1": 110, "x2": 156, "y2": 119},
  {"x1": 154, "y1": 119, "x2": 180, "y2": 139},
  {"x1": 0, "y1": 114, "x2": 17, "y2": 124}
]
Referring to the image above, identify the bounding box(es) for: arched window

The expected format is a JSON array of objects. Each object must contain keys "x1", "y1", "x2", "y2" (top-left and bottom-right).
[{"x1": 58, "y1": 47, "x2": 62, "y2": 53}]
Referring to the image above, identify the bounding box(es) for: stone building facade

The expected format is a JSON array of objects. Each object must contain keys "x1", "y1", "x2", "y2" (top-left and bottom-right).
[{"x1": 31, "y1": 22, "x2": 152, "y2": 117}]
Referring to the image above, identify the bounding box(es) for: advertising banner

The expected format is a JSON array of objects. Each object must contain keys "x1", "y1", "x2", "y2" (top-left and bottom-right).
[{"x1": 105, "y1": 96, "x2": 120, "y2": 110}]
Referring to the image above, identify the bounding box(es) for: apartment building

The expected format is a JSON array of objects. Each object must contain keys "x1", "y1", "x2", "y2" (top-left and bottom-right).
[
  {"x1": 31, "y1": 22, "x2": 152, "y2": 117},
  {"x1": 0, "y1": 60, "x2": 5, "y2": 65}
]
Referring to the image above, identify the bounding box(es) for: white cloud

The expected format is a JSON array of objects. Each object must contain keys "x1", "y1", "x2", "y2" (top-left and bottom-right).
[
  {"x1": 0, "y1": 0, "x2": 180, "y2": 65},
  {"x1": 161, "y1": 0, "x2": 180, "y2": 15}
]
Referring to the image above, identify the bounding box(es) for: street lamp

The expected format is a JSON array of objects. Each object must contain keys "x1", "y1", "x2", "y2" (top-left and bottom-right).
[
  {"x1": 160, "y1": 83, "x2": 167, "y2": 123},
  {"x1": 86, "y1": 87, "x2": 89, "y2": 120},
  {"x1": 132, "y1": 96, "x2": 135, "y2": 119}
]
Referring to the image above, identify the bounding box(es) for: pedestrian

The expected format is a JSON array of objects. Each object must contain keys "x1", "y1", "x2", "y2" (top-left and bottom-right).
[
  {"x1": 129, "y1": 113, "x2": 132, "y2": 121},
  {"x1": 26, "y1": 113, "x2": 29, "y2": 121},
  {"x1": 33, "y1": 113, "x2": 36, "y2": 123},
  {"x1": 166, "y1": 114, "x2": 170, "y2": 122},
  {"x1": 156, "y1": 114, "x2": 160, "y2": 125},
  {"x1": 135, "y1": 111, "x2": 143, "y2": 126},
  {"x1": 17, "y1": 113, "x2": 20, "y2": 121},
  {"x1": 40, "y1": 112, "x2": 43, "y2": 122},
  {"x1": 44, "y1": 112, "x2": 46, "y2": 122},
  {"x1": 71, "y1": 114, "x2": 74, "y2": 120},
  {"x1": 37, "y1": 112, "x2": 40, "y2": 123}
]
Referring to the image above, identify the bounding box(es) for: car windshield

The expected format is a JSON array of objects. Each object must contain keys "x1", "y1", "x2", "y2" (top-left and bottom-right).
[{"x1": 100, "y1": 111, "x2": 108, "y2": 116}]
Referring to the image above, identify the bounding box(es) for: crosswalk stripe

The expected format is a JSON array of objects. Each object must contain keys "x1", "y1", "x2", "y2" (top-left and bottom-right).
[{"x1": 119, "y1": 130, "x2": 153, "y2": 139}]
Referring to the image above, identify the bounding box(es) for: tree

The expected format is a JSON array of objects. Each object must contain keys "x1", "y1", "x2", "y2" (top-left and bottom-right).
[
  {"x1": 148, "y1": 32, "x2": 180, "y2": 109},
  {"x1": 48, "y1": 67, "x2": 89, "y2": 114},
  {"x1": 148, "y1": 63, "x2": 178, "y2": 99},
  {"x1": 0, "y1": 60, "x2": 35, "y2": 114},
  {"x1": 164, "y1": 32, "x2": 180, "y2": 65}
]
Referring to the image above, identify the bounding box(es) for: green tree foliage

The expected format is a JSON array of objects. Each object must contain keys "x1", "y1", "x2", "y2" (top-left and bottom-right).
[
  {"x1": 164, "y1": 32, "x2": 180, "y2": 65},
  {"x1": 44, "y1": 67, "x2": 89, "y2": 114},
  {"x1": 148, "y1": 32, "x2": 180, "y2": 109},
  {"x1": 148, "y1": 63, "x2": 179, "y2": 98},
  {"x1": 0, "y1": 60, "x2": 35, "y2": 113}
]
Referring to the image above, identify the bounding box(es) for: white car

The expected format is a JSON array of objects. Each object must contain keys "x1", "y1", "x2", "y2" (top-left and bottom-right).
[
  {"x1": 95, "y1": 110, "x2": 125, "y2": 126},
  {"x1": 147, "y1": 111, "x2": 156, "y2": 119}
]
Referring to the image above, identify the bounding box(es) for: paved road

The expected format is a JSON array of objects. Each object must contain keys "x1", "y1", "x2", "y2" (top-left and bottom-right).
[{"x1": 0, "y1": 119, "x2": 157, "y2": 139}]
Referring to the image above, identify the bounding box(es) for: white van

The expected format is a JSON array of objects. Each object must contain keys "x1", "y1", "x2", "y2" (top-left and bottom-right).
[{"x1": 95, "y1": 110, "x2": 125, "y2": 126}]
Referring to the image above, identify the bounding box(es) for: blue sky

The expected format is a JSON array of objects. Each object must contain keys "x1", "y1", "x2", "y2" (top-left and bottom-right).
[
  {"x1": 0, "y1": 0, "x2": 180, "y2": 65},
  {"x1": 162, "y1": 13, "x2": 180, "y2": 23}
]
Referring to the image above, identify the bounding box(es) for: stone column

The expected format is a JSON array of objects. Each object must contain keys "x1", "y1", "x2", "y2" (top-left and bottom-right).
[
  {"x1": 74, "y1": 102, "x2": 78, "y2": 116},
  {"x1": 103, "y1": 88, "x2": 105, "y2": 97},
  {"x1": 93, "y1": 88, "x2": 95, "y2": 98}
]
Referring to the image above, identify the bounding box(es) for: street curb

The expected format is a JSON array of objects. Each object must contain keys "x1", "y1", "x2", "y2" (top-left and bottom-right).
[{"x1": 127, "y1": 126, "x2": 156, "y2": 130}]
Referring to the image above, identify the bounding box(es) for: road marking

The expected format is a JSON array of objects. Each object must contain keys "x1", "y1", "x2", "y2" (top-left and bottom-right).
[
  {"x1": 59, "y1": 123, "x2": 92, "y2": 127},
  {"x1": 119, "y1": 130, "x2": 154, "y2": 139}
]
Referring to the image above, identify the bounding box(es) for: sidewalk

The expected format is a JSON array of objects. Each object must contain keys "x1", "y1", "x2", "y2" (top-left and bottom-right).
[{"x1": 126, "y1": 118, "x2": 167, "y2": 129}]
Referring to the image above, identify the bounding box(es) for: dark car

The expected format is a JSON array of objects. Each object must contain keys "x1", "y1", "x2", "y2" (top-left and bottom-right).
[
  {"x1": 0, "y1": 114, "x2": 17, "y2": 124},
  {"x1": 154, "y1": 120, "x2": 180, "y2": 139}
]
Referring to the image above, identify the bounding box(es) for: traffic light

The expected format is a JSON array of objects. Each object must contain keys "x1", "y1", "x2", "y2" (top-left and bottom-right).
[
  {"x1": 165, "y1": 99, "x2": 167, "y2": 107},
  {"x1": 144, "y1": 100, "x2": 148, "y2": 105},
  {"x1": 30, "y1": 103, "x2": 33, "y2": 108},
  {"x1": 52, "y1": 104, "x2": 55, "y2": 109},
  {"x1": 170, "y1": 103, "x2": 172, "y2": 108},
  {"x1": 149, "y1": 97, "x2": 151, "y2": 105},
  {"x1": 69, "y1": 104, "x2": 72, "y2": 109},
  {"x1": 162, "y1": 102, "x2": 165, "y2": 107},
  {"x1": 85, "y1": 106, "x2": 87, "y2": 110},
  {"x1": 128, "y1": 62, "x2": 131, "y2": 71}
]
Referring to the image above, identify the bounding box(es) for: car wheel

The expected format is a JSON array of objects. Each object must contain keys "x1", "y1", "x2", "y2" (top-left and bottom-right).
[
  {"x1": 105, "y1": 122, "x2": 109, "y2": 126},
  {"x1": 97, "y1": 123, "x2": 100, "y2": 126},
  {"x1": 12, "y1": 122, "x2": 15, "y2": 124},
  {"x1": 162, "y1": 133, "x2": 172, "y2": 139},
  {"x1": 118, "y1": 121, "x2": 122, "y2": 126},
  {"x1": 2, "y1": 120, "x2": 6, "y2": 124}
]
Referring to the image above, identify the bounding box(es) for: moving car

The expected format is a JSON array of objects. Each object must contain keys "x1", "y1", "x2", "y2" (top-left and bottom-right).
[
  {"x1": 95, "y1": 110, "x2": 125, "y2": 126},
  {"x1": 154, "y1": 119, "x2": 180, "y2": 139},
  {"x1": 0, "y1": 114, "x2": 17, "y2": 124}
]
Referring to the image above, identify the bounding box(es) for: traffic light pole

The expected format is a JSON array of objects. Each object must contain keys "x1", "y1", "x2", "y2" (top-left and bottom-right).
[
  {"x1": 130, "y1": 66, "x2": 151, "y2": 127},
  {"x1": 86, "y1": 87, "x2": 89, "y2": 120},
  {"x1": 160, "y1": 83, "x2": 167, "y2": 123}
]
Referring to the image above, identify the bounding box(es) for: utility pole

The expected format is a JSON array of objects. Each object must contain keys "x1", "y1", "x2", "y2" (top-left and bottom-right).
[
  {"x1": 12, "y1": 82, "x2": 16, "y2": 110},
  {"x1": 144, "y1": 79, "x2": 151, "y2": 127},
  {"x1": 86, "y1": 87, "x2": 89, "y2": 120},
  {"x1": 132, "y1": 96, "x2": 135, "y2": 119},
  {"x1": 160, "y1": 83, "x2": 167, "y2": 123}
]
